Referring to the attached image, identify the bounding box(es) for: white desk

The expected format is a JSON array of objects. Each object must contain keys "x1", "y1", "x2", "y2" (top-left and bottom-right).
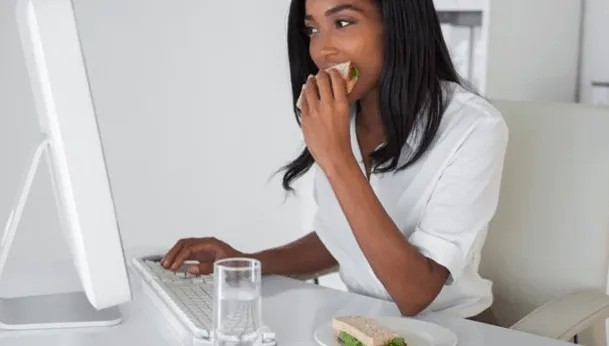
[{"x1": 0, "y1": 260, "x2": 572, "y2": 346}]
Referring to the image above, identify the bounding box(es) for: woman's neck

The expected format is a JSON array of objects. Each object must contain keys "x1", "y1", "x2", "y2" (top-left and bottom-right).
[{"x1": 357, "y1": 91, "x2": 385, "y2": 140}]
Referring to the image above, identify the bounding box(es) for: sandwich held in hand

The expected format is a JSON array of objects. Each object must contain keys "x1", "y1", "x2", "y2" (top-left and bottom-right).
[
  {"x1": 296, "y1": 61, "x2": 359, "y2": 110},
  {"x1": 333, "y1": 316, "x2": 406, "y2": 346}
]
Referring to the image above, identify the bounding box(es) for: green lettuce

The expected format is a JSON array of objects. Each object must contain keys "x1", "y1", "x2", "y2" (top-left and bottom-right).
[
  {"x1": 338, "y1": 332, "x2": 406, "y2": 346},
  {"x1": 339, "y1": 332, "x2": 364, "y2": 346},
  {"x1": 387, "y1": 337, "x2": 406, "y2": 346}
]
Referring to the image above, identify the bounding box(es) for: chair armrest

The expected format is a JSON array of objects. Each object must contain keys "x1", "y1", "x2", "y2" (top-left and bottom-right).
[{"x1": 510, "y1": 289, "x2": 609, "y2": 341}]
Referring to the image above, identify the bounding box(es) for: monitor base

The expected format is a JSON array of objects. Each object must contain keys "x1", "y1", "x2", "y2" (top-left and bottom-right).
[
  {"x1": 0, "y1": 137, "x2": 126, "y2": 331},
  {"x1": 0, "y1": 291, "x2": 122, "y2": 330}
]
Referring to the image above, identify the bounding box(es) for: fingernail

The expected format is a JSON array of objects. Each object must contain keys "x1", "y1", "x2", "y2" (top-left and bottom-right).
[{"x1": 189, "y1": 266, "x2": 199, "y2": 274}]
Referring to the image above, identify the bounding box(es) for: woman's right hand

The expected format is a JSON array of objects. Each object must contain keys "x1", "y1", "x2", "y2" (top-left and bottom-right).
[{"x1": 160, "y1": 237, "x2": 244, "y2": 275}]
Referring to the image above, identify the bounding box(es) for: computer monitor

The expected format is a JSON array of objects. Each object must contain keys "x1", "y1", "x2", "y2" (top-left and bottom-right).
[{"x1": 0, "y1": 0, "x2": 132, "y2": 330}]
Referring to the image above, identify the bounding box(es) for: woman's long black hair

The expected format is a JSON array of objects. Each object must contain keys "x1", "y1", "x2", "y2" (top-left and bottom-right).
[{"x1": 280, "y1": 0, "x2": 462, "y2": 191}]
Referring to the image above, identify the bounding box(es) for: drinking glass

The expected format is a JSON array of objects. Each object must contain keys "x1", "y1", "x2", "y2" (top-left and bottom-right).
[{"x1": 213, "y1": 257, "x2": 262, "y2": 346}]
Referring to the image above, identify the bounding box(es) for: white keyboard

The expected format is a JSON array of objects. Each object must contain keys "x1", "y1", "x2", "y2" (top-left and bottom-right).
[{"x1": 131, "y1": 255, "x2": 277, "y2": 345}]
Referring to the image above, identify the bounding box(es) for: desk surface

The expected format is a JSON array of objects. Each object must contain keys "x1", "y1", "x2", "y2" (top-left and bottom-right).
[{"x1": 0, "y1": 260, "x2": 571, "y2": 346}]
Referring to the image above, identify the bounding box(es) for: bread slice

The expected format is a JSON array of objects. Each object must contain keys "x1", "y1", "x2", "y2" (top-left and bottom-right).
[
  {"x1": 296, "y1": 61, "x2": 359, "y2": 110},
  {"x1": 333, "y1": 316, "x2": 406, "y2": 346}
]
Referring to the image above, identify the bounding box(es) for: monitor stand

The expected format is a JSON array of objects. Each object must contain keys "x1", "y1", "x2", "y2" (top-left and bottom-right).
[{"x1": 0, "y1": 136, "x2": 122, "y2": 330}]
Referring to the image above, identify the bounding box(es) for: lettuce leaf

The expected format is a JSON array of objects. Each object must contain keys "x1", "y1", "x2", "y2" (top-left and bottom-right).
[
  {"x1": 339, "y1": 331, "x2": 364, "y2": 346},
  {"x1": 387, "y1": 337, "x2": 406, "y2": 346},
  {"x1": 338, "y1": 331, "x2": 406, "y2": 346}
]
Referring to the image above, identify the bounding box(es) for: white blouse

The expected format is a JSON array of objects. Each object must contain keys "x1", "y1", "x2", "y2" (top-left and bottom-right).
[{"x1": 301, "y1": 82, "x2": 509, "y2": 318}]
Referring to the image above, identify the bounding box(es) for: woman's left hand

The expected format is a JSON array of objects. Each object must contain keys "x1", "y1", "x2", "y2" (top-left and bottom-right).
[{"x1": 300, "y1": 69, "x2": 355, "y2": 173}]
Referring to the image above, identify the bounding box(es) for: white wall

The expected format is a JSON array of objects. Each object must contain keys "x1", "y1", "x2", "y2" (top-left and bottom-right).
[
  {"x1": 1, "y1": 0, "x2": 604, "y2": 285},
  {"x1": 579, "y1": 0, "x2": 609, "y2": 104},
  {"x1": 0, "y1": 0, "x2": 310, "y2": 271},
  {"x1": 483, "y1": 0, "x2": 582, "y2": 102}
]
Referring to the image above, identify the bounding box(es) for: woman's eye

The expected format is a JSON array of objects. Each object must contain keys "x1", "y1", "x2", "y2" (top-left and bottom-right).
[
  {"x1": 304, "y1": 26, "x2": 318, "y2": 36},
  {"x1": 335, "y1": 20, "x2": 353, "y2": 28},
  {"x1": 304, "y1": 20, "x2": 352, "y2": 36}
]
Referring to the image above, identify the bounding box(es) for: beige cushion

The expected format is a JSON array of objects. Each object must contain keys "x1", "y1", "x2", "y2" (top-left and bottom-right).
[{"x1": 481, "y1": 100, "x2": 609, "y2": 345}]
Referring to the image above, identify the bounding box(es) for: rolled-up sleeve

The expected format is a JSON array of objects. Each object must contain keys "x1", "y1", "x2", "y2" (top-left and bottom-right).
[{"x1": 409, "y1": 116, "x2": 509, "y2": 284}]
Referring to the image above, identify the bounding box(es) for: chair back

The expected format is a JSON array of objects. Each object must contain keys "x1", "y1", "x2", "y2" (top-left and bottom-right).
[{"x1": 481, "y1": 100, "x2": 609, "y2": 345}]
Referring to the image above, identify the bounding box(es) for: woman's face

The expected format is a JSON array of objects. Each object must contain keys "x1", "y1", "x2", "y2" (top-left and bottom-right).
[{"x1": 304, "y1": 0, "x2": 384, "y2": 103}]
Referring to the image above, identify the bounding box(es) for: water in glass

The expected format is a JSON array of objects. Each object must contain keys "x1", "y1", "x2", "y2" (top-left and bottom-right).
[{"x1": 213, "y1": 258, "x2": 262, "y2": 346}]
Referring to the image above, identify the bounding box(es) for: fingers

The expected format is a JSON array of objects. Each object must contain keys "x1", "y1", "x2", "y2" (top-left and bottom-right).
[
  {"x1": 161, "y1": 238, "x2": 189, "y2": 269},
  {"x1": 298, "y1": 85, "x2": 309, "y2": 115},
  {"x1": 169, "y1": 245, "x2": 196, "y2": 271},
  {"x1": 303, "y1": 75, "x2": 319, "y2": 111},
  {"x1": 162, "y1": 238, "x2": 214, "y2": 271},
  {"x1": 301, "y1": 70, "x2": 349, "y2": 112},
  {"x1": 328, "y1": 69, "x2": 348, "y2": 103},
  {"x1": 161, "y1": 237, "x2": 243, "y2": 275},
  {"x1": 316, "y1": 70, "x2": 333, "y2": 101},
  {"x1": 188, "y1": 261, "x2": 214, "y2": 275},
  {"x1": 346, "y1": 77, "x2": 358, "y2": 94}
]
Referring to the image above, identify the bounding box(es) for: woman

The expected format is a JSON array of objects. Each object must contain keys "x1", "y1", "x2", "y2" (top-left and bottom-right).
[{"x1": 161, "y1": 0, "x2": 508, "y2": 321}]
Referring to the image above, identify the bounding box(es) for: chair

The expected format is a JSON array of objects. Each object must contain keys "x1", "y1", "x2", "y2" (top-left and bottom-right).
[{"x1": 481, "y1": 99, "x2": 609, "y2": 345}]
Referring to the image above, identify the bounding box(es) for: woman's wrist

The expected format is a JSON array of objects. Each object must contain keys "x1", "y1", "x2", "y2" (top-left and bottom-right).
[
  {"x1": 245, "y1": 249, "x2": 277, "y2": 275},
  {"x1": 322, "y1": 154, "x2": 361, "y2": 181}
]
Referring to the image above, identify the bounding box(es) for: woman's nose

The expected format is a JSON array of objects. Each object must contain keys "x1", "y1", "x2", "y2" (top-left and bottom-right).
[{"x1": 314, "y1": 33, "x2": 340, "y2": 63}]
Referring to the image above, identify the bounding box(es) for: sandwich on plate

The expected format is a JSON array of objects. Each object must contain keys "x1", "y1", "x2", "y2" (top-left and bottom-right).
[
  {"x1": 333, "y1": 316, "x2": 406, "y2": 346},
  {"x1": 296, "y1": 61, "x2": 359, "y2": 110}
]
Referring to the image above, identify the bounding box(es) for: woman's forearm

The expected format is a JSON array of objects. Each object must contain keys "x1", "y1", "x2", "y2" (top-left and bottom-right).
[
  {"x1": 324, "y1": 157, "x2": 448, "y2": 316},
  {"x1": 248, "y1": 232, "x2": 337, "y2": 276}
]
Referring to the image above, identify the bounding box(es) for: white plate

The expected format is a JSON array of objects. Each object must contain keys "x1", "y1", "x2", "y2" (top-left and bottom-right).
[{"x1": 313, "y1": 316, "x2": 458, "y2": 346}]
